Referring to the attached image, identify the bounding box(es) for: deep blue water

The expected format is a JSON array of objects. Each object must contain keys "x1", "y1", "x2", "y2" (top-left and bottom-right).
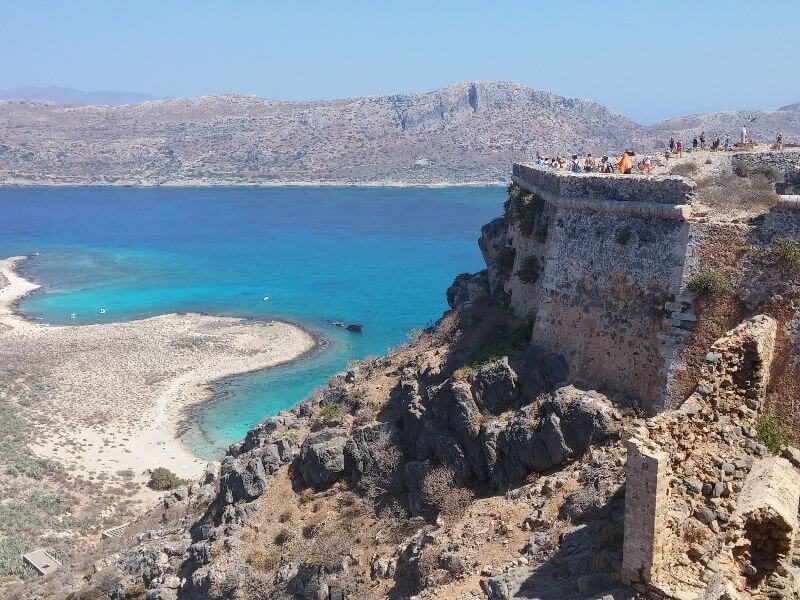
[{"x1": 0, "y1": 186, "x2": 503, "y2": 458}]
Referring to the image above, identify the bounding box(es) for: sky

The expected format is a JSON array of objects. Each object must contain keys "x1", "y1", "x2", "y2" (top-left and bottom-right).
[{"x1": 1, "y1": 1, "x2": 798, "y2": 124}]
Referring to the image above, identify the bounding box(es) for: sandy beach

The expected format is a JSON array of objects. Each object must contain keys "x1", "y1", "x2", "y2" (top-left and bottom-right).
[{"x1": 0, "y1": 256, "x2": 316, "y2": 486}]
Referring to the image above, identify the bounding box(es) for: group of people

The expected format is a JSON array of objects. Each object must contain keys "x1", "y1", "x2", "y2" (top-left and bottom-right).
[
  {"x1": 668, "y1": 132, "x2": 731, "y2": 157},
  {"x1": 534, "y1": 151, "x2": 650, "y2": 175}
]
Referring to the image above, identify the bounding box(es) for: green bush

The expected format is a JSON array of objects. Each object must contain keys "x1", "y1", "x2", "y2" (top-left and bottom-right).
[
  {"x1": 516, "y1": 256, "x2": 541, "y2": 284},
  {"x1": 318, "y1": 404, "x2": 343, "y2": 427},
  {"x1": 505, "y1": 184, "x2": 544, "y2": 236},
  {"x1": 772, "y1": 239, "x2": 800, "y2": 266},
  {"x1": 147, "y1": 467, "x2": 188, "y2": 491},
  {"x1": 0, "y1": 537, "x2": 34, "y2": 577},
  {"x1": 687, "y1": 271, "x2": 731, "y2": 296},
  {"x1": 755, "y1": 413, "x2": 793, "y2": 454}
]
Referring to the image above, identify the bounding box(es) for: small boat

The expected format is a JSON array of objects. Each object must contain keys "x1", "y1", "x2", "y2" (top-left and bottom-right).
[
  {"x1": 69, "y1": 313, "x2": 76, "y2": 320},
  {"x1": 99, "y1": 308, "x2": 106, "y2": 315},
  {"x1": 262, "y1": 296, "x2": 270, "y2": 301}
]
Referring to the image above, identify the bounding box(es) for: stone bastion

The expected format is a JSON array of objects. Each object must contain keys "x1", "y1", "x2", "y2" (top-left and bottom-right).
[{"x1": 510, "y1": 163, "x2": 697, "y2": 413}]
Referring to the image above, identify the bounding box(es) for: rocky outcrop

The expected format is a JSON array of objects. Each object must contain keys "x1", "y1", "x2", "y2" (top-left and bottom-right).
[{"x1": 296, "y1": 428, "x2": 348, "y2": 488}]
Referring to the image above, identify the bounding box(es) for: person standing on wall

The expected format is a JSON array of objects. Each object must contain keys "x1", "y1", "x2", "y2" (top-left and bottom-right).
[
  {"x1": 617, "y1": 151, "x2": 632, "y2": 174},
  {"x1": 776, "y1": 133, "x2": 783, "y2": 151},
  {"x1": 741, "y1": 125, "x2": 747, "y2": 144}
]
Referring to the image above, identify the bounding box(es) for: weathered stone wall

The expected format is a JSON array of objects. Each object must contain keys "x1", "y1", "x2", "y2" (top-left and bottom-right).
[
  {"x1": 620, "y1": 316, "x2": 800, "y2": 599},
  {"x1": 731, "y1": 150, "x2": 800, "y2": 177},
  {"x1": 511, "y1": 164, "x2": 695, "y2": 412}
]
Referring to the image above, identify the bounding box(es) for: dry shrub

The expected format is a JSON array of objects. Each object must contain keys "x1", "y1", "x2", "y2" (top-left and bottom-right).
[
  {"x1": 245, "y1": 546, "x2": 281, "y2": 572},
  {"x1": 421, "y1": 465, "x2": 474, "y2": 522},
  {"x1": 670, "y1": 162, "x2": 698, "y2": 177},
  {"x1": 274, "y1": 527, "x2": 294, "y2": 545},
  {"x1": 696, "y1": 173, "x2": 778, "y2": 213},
  {"x1": 278, "y1": 508, "x2": 294, "y2": 523}
]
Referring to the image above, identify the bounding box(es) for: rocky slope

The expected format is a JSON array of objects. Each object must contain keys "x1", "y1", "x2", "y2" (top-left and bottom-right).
[{"x1": 4, "y1": 81, "x2": 798, "y2": 186}]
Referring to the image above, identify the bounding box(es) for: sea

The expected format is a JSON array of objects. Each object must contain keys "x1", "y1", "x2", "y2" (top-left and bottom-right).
[{"x1": 0, "y1": 186, "x2": 504, "y2": 459}]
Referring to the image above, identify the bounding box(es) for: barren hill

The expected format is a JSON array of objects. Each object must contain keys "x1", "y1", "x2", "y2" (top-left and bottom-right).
[{"x1": 1, "y1": 81, "x2": 799, "y2": 186}]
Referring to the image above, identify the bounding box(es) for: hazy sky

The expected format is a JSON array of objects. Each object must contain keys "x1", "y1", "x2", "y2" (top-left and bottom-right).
[{"x1": 1, "y1": 1, "x2": 798, "y2": 123}]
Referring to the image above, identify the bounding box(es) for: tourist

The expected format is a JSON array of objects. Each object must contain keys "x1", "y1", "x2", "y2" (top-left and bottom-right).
[
  {"x1": 776, "y1": 133, "x2": 784, "y2": 151},
  {"x1": 617, "y1": 152, "x2": 632, "y2": 175},
  {"x1": 713, "y1": 135, "x2": 720, "y2": 151},
  {"x1": 724, "y1": 134, "x2": 730, "y2": 151},
  {"x1": 583, "y1": 153, "x2": 596, "y2": 172},
  {"x1": 676, "y1": 140, "x2": 683, "y2": 156},
  {"x1": 642, "y1": 154, "x2": 653, "y2": 173},
  {"x1": 700, "y1": 132, "x2": 706, "y2": 150},
  {"x1": 741, "y1": 125, "x2": 747, "y2": 144},
  {"x1": 692, "y1": 137, "x2": 698, "y2": 151},
  {"x1": 570, "y1": 154, "x2": 582, "y2": 173},
  {"x1": 669, "y1": 137, "x2": 675, "y2": 153}
]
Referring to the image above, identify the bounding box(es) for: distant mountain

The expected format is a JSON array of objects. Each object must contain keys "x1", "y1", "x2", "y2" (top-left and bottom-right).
[
  {"x1": 0, "y1": 86, "x2": 160, "y2": 105},
  {"x1": 0, "y1": 81, "x2": 797, "y2": 185}
]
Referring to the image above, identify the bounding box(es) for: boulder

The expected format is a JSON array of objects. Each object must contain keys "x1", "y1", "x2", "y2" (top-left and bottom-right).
[
  {"x1": 344, "y1": 422, "x2": 403, "y2": 492},
  {"x1": 473, "y1": 357, "x2": 519, "y2": 414},
  {"x1": 238, "y1": 417, "x2": 280, "y2": 454},
  {"x1": 541, "y1": 386, "x2": 616, "y2": 455},
  {"x1": 286, "y1": 564, "x2": 329, "y2": 600},
  {"x1": 296, "y1": 429, "x2": 347, "y2": 487},
  {"x1": 427, "y1": 379, "x2": 481, "y2": 436},
  {"x1": 219, "y1": 456, "x2": 268, "y2": 504}
]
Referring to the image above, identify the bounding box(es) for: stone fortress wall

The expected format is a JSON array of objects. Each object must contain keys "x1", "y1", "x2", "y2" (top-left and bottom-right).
[
  {"x1": 510, "y1": 163, "x2": 696, "y2": 413},
  {"x1": 507, "y1": 151, "x2": 800, "y2": 414}
]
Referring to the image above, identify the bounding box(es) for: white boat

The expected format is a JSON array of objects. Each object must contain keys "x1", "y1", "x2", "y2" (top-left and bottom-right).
[
  {"x1": 262, "y1": 296, "x2": 270, "y2": 301},
  {"x1": 99, "y1": 308, "x2": 106, "y2": 314},
  {"x1": 69, "y1": 313, "x2": 76, "y2": 319}
]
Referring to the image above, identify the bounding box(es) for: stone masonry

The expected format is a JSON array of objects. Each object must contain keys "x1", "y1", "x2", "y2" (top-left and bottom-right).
[
  {"x1": 621, "y1": 438, "x2": 669, "y2": 586},
  {"x1": 619, "y1": 315, "x2": 800, "y2": 599},
  {"x1": 510, "y1": 163, "x2": 696, "y2": 412}
]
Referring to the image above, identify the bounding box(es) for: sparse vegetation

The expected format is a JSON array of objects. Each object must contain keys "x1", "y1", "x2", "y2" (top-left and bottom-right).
[
  {"x1": 755, "y1": 413, "x2": 794, "y2": 454},
  {"x1": 318, "y1": 403, "x2": 344, "y2": 427},
  {"x1": 516, "y1": 255, "x2": 540, "y2": 284},
  {"x1": 772, "y1": 239, "x2": 800, "y2": 266},
  {"x1": 495, "y1": 246, "x2": 516, "y2": 276},
  {"x1": 687, "y1": 270, "x2": 731, "y2": 297},
  {"x1": 696, "y1": 172, "x2": 778, "y2": 212},
  {"x1": 505, "y1": 183, "x2": 544, "y2": 236},
  {"x1": 615, "y1": 229, "x2": 632, "y2": 246},
  {"x1": 733, "y1": 161, "x2": 750, "y2": 178},
  {"x1": 146, "y1": 467, "x2": 188, "y2": 491},
  {"x1": 420, "y1": 465, "x2": 474, "y2": 522}
]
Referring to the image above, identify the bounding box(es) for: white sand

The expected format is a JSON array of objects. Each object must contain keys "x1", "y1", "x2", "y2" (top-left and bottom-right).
[{"x1": 0, "y1": 256, "x2": 316, "y2": 486}]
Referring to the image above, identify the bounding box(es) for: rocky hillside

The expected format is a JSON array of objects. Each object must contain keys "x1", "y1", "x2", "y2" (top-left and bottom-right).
[
  {"x1": 0, "y1": 81, "x2": 649, "y2": 185},
  {"x1": 8, "y1": 151, "x2": 800, "y2": 600}
]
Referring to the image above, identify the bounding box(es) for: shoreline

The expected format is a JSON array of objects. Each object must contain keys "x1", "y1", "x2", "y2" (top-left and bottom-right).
[
  {"x1": 0, "y1": 179, "x2": 507, "y2": 189},
  {"x1": 0, "y1": 255, "x2": 318, "y2": 493}
]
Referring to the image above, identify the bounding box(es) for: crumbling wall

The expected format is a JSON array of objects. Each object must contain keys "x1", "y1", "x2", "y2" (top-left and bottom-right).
[{"x1": 620, "y1": 315, "x2": 800, "y2": 599}]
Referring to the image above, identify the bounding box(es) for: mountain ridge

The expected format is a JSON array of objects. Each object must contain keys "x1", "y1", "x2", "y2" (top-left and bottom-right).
[{"x1": 0, "y1": 81, "x2": 798, "y2": 185}]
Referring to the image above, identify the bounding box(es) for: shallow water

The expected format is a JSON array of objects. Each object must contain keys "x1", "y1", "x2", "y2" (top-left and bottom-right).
[{"x1": 0, "y1": 186, "x2": 503, "y2": 458}]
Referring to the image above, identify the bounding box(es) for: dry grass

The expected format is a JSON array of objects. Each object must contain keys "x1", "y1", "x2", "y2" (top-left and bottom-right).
[{"x1": 695, "y1": 172, "x2": 779, "y2": 214}]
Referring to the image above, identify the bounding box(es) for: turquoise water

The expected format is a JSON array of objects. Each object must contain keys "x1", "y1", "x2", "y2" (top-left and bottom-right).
[{"x1": 0, "y1": 186, "x2": 503, "y2": 458}]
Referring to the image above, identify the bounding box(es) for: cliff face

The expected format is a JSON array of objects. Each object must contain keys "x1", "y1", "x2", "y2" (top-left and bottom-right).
[{"x1": 30, "y1": 152, "x2": 800, "y2": 600}]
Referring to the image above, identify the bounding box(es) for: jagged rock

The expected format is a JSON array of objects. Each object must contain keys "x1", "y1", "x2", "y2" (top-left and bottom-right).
[
  {"x1": 472, "y1": 357, "x2": 519, "y2": 414},
  {"x1": 187, "y1": 542, "x2": 213, "y2": 567},
  {"x1": 219, "y1": 456, "x2": 268, "y2": 504},
  {"x1": 344, "y1": 421, "x2": 403, "y2": 491},
  {"x1": 238, "y1": 417, "x2": 280, "y2": 454},
  {"x1": 297, "y1": 428, "x2": 347, "y2": 487},
  {"x1": 541, "y1": 386, "x2": 616, "y2": 455},
  {"x1": 146, "y1": 588, "x2": 177, "y2": 600},
  {"x1": 370, "y1": 554, "x2": 396, "y2": 579},
  {"x1": 446, "y1": 271, "x2": 490, "y2": 310},
  {"x1": 540, "y1": 413, "x2": 568, "y2": 464},
  {"x1": 286, "y1": 564, "x2": 329, "y2": 600},
  {"x1": 114, "y1": 547, "x2": 169, "y2": 585},
  {"x1": 427, "y1": 378, "x2": 481, "y2": 436}
]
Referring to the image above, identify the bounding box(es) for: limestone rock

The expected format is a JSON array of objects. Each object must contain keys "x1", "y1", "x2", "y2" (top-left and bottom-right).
[{"x1": 296, "y1": 428, "x2": 347, "y2": 487}]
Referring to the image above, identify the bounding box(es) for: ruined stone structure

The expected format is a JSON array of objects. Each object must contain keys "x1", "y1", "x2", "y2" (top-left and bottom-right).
[
  {"x1": 509, "y1": 163, "x2": 696, "y2": 412},
  {"x1": 621, "y1": 315, "x2": 800, "y2": 598}
]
